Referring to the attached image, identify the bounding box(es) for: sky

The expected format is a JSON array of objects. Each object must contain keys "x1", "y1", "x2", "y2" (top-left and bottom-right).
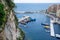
[{"x1": 14, "y1": 0, "x2": 60, "y2": 3}]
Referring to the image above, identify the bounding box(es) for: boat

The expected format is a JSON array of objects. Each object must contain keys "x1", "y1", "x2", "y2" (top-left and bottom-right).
[
  {"x1": 18, "y1": 16, "x2": 36, "y2": 25},
  {"x1": 45, "y1": 30, "x2": 50, "y2": 32},
  {"x1": 31, "y1": 18, "x2": 36, "y2": 21},
  {"x1": 41, "y1": 23, "x2": 50, "y2": 26},
  {"x1": 56, "y1": 34, "x2": 60, "y2": 39},
  {"x1": 44, "y1": 26, "x2": 50, "y2": 29}
]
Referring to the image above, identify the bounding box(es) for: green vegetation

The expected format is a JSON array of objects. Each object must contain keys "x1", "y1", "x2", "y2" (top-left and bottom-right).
[
  {"x1": 19, "y1": 28, "x2": 24, "y2": 39},
  {"x1": 0, "y1": 3, "x2": 6, "y2": 29},
  {"x1": 5, "y1": 0, "x2": 15, "y2": 10},
  {"x1": 17, "y1": 28, "x2": 25, "y2": 40},
  {"x1": 0, "y1": 0, "x2": 24, "y2": 40}
]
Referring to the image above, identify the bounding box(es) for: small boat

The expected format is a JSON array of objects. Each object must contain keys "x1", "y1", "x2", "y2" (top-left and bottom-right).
[
  {"x1": 44, "y1": 26, "x2": 50, "y2": 29},
  {"x1": 45, "y1": 30, "x2": 50, "y2": 32},
  {"x1": 56, "y1": 34, "x2": 60, "y2": 39},
  {"x1": 31, "y1": 19, "x2": 36, "y2": 21},
  {"x1": 41, "y1": 23, "x2": 49, "y2": 26}
]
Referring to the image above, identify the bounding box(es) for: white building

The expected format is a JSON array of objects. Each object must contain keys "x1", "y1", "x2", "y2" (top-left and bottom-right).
[{"x1": 56, "y1": 10, "x2": 60, "y2": 18}]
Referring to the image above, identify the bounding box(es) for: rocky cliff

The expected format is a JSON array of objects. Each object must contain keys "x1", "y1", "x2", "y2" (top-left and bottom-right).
[{"x1": 0, "y1": 0, "x2": 24, "y2": 40}]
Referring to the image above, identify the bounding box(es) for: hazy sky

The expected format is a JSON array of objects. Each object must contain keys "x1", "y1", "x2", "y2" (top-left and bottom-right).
[{"x1": 14, "y1": 0, "x2": 60, "y2": 3}]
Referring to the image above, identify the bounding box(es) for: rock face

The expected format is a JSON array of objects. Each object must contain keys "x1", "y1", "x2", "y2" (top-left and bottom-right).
[
  {"x1": 4, "y1": 10, "x2": 16, "y2": 40},
  {"x1": 0, "y1": 0, "x2": 24, "y2": 40}
]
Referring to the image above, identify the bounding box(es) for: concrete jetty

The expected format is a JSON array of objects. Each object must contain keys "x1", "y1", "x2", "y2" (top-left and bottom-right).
[{"x1": 50, "y1": 19, "x2": 55, "y2": 37}]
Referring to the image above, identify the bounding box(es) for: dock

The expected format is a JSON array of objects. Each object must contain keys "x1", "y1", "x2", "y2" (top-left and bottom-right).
[{"x1": 50, "y1": 19, "x2": 55, "y2": 37}]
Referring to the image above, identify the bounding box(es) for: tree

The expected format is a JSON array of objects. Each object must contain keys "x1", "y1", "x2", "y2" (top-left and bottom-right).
[
  {"x1": 0, "y1": 3, "x2": 5, "y2": 26},
  {"x1": 5, "y1": 0, "x2": 15, "y2": 10}
]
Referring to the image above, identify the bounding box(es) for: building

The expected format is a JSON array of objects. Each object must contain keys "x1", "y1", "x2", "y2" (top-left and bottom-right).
[
  {"x1": 47, "y1": 4, "x2": 60, "y2": 24},
  {"x1": 47, "y1": 4, "x2": 57, "y2": 13},
  {"x1": 56, "y1": 9, "x2": 60, "y2": 18}
]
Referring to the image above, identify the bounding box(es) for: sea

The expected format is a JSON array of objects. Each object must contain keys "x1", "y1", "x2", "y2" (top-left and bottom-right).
[{"x1": 15, "y1": 3, "x2": 60, "y2": 40}]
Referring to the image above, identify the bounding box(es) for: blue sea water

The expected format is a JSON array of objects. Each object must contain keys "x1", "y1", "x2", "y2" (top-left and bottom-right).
[
  {"x1": 14, "y1": 3, "x2": 52, "y2": 11},
  {"x1": 15, "y1": 3, "x2": 60, "y2": 40},
  {"x1": 16, "y1": 13, "x2": 59, "y2": 40}
]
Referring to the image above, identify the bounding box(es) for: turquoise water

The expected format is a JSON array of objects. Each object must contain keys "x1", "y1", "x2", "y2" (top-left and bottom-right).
[{"x1": 16, "y1": 13, "x2": 59, "y2": 40}]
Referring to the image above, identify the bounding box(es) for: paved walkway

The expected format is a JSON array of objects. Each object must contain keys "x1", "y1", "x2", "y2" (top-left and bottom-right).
[{"x1": 46, "y1": 14, "x2": 60, "y2": 24}]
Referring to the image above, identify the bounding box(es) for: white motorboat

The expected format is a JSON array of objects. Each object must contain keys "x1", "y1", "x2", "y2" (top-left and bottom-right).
[{"x1": 56, "y1": 34, "x2": 60, "y2": 38}]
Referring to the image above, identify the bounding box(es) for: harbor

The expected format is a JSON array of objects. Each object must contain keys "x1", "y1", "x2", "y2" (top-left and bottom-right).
[
  {"x1": 45, "y1": 13, "x2": 60, "y2": 38},
  {"x1": 15, "y1": 3, "x2": 60, "y2": 40},
  {"x1": 16, "y1": 13, "x2": 60, "y2": 40}
]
